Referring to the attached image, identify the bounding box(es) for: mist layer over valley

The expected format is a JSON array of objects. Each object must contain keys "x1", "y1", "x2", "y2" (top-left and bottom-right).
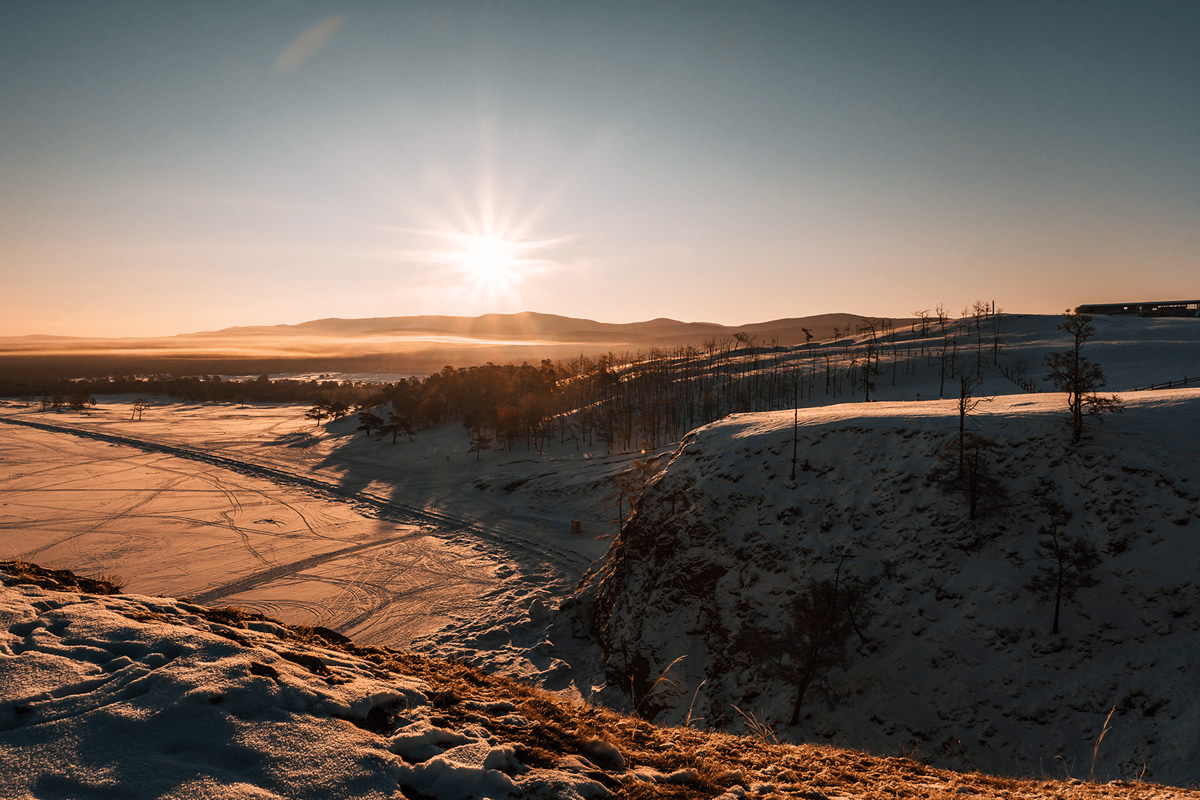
[{"x1": 0, "y1": 311, "x2": 886, "y2": 383}]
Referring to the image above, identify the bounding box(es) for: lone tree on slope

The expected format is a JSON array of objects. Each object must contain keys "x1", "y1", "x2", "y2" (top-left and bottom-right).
[
  {"x1": 356, "y1": 410, "x2": 384, "y2": 437},
  {"x1": 766, "y1": 565, "x2": 874, "y2": 727},
  {"x1": 929, "y1": 431, "x2": 1006, "y2": 521},
  {"x1": 468, "y1": 430, "x2": 493, "y2": 461},
  {"x1": 954, "y1": 372, "x2": 988, "y2": 476},
  {"x1": 305, "y1": 401, "x2": 330, "y2": 427},
  {"x1": 1044, "y1": 312, "x2": 1122, "y2": 444},
  {"x1": 1024, "y1": 496, "x2": 1100, "y2": 635}
]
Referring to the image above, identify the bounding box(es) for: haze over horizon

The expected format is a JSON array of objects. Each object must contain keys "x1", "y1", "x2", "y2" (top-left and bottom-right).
[{"x1": 3, "y1": 1, "x2": 1198, "y2": 338}]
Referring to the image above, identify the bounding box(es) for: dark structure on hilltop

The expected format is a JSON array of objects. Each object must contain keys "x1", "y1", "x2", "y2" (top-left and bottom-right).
[{"x1": 1075, "y1": 299, "x2": 1200, "y2": 317}]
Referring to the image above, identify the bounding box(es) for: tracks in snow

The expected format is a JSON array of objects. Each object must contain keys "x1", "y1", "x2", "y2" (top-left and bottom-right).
[{"x1": 0, "y1": 416, "x2": 591, "y2": 587}]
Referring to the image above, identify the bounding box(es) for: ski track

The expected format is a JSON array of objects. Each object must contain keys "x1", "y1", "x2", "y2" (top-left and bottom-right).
[
  {"x1": 16, "y1": 464, "x2": 191, "y2": 561},
  {"x1": 189, "y1": 533, "x2": 420, "y2": 605},
  {"x1": 0, "y1": 415, "x2": 586, "y2": 590}
]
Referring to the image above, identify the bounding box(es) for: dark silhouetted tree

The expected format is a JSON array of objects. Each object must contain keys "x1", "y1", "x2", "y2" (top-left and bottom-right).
[
  {"x1": 305, "y1": 402, "x2": 330, "y2": 427},
  {"x1": 1044, "y1": 312, "x2": 1123, "y2": 444},
  {"x1": 1024, "y1": 497, "x2": 1100, "y2": 634},
  {"x1": 790, "y1": 367, "x2": 801, "y2": 481},
  {"x1": 387, "y1": 409, "x2": 414, "y2": 443},
  {"x1": 328, "y1": 401, "x2": 350, "y2": 422},
  {"x1": 770, "y1": 567, "x2": 873, "y2": 727},
  {"x1": 954, "y1": 372, "x2": 988, "y2": 476},
  {"x1": 68, "y1": 391, "x2": 96, "y2": 412},
  {"x1": 356, "y1": 410, "x2": 383, "y2": 436},
  {"x1": 468, "y1": 431, "x2": 492, "y2": 461},
  {"x1": 929, "y1": 431, "x2": 1006, "y2": 521}
]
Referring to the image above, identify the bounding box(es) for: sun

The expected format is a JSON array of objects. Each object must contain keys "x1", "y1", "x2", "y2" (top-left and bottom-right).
[
  {"x1": 461, "y1": 235, "x2": 519, "y2": 289},
  {"x1": 396, "y1": 165, "x2": 570, "y2": 310}
]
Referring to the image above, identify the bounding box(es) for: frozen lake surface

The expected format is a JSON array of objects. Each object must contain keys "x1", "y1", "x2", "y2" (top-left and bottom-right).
[{"x1": 0, "y1": 400, "x2": 626, "y2": 686}]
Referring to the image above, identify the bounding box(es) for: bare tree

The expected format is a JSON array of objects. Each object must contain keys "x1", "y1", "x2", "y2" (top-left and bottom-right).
[
  {"x1": 772, "y1": 569, "x2": 874, "y2": 726},
  {"x1": 1024, "y1": 496, "x2": 1100, "y2": 634},
  {"x1": 468, "y1": 430, "x2": 493, "y2": 461},
  {"x1": 938, "y1": 332, "x2": 954, "y2": 398},
  {"x1": 929, "y1": 431, "x2": 1006, "y2": 521},
  {"x1": 801, "y1": 327, "x2": 815, "y2": 399},
  {"x1": 1044, "y1": 312, "x2": 1123, "y2": 444},
  {"x1": 971, "y1": 300, "x2": 990, "y2": 374},
  {"x1": 954, "y1": 373, "x2": 988, "y2": 476},
  {"x1": 990, "y1": 306, "x2": 1005, "y2": 366},
  {"x1": 914, "y1": 309, "x2": 931, "y2": 340},
  {"x1": 790, "y1": 366, "x2": 801, "y2": 480}
]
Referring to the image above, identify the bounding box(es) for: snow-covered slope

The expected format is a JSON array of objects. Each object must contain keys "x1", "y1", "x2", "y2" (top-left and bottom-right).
[
  {"x1": 570, "y1": 390, "x2": 1200, "y2": 786},
  {"x1": 0, "y1": 563, "x2": 632, "y2": 800},
  {"x1": 4, "y1": 563, "x2": 1195, "y2": 800}
]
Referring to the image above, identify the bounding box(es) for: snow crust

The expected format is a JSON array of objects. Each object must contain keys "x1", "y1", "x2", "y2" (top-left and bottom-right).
[{"x1": 0, "y1": 579, "x2": 618, "y2": 799}]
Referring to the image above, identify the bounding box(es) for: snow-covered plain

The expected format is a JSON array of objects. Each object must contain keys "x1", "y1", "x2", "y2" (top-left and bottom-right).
[
  {"x1": 0, "y1": 398, "x2": 636, "y2": 689},
  {"x1": 2, "y1": 312, "x2": 1200, "y2": 794}
]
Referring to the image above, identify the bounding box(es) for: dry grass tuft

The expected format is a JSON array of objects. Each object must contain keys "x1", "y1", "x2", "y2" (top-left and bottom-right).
[
  {"x1": 90, "y1": 572, "x2": 127, "y2": 591},
  {"x1": 731, "y1": 704, "x2": 778, "y2": 745},
  {"x1": 1090, "y1": 705, "x2": 1117, "y2": 783},
  {"x1": 1, "y1": 559, "x2": 125, "y2": 595}
]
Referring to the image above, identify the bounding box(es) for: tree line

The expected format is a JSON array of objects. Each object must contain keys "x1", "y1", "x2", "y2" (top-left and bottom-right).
[
  {"x1": 14, "y1": 305, "x2": 1024, "y2": 459},
  {"x1": 3, "y1": 373, "x2": 382, "y2": 408}
]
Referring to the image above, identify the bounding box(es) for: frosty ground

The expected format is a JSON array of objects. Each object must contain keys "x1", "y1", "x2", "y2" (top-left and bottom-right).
[
  {"x1": 567, "y1": 389, "x2": 1200, "y2": 785},
  {"x1": 3, "y1": 561, "x2": 1197, "y2": 800}
]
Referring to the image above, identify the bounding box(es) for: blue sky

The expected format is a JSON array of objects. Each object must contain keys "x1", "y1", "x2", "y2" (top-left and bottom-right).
[{"x1": 2, "y1": 1, "x2": 1197, "y2": 336}]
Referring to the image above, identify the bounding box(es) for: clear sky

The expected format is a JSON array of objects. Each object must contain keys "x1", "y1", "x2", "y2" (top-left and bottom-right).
[{"x1": 2, "y1": 1, "x2": 1198, "y2": 337}]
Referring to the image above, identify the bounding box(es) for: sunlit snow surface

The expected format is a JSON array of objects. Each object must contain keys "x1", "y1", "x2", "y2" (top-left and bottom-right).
[
  {"x1": 0, "y1": 580, "x2": 614, "y2": 799},
  {"x1": 0, "y1": 397, "x2": 625, "y2": 687}
]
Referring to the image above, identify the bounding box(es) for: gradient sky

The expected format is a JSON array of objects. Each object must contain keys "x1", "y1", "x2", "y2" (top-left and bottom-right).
[{"x1": 2, "y1": 1, "x2": 1198, "y2": 337}]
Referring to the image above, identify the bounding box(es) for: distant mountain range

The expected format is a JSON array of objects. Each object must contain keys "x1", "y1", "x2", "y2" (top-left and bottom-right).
[
  {"x1": 0, "y1": 311, "x2": 913, "y2": 380},
  {"x1": 196, "y1": 310, "x2": 900, "y2": 347}
]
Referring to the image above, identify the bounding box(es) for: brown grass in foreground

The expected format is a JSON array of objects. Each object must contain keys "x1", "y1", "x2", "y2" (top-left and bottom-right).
[{"x1": 2, "y1": 560, "x2": 1195, "y2": 800}]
